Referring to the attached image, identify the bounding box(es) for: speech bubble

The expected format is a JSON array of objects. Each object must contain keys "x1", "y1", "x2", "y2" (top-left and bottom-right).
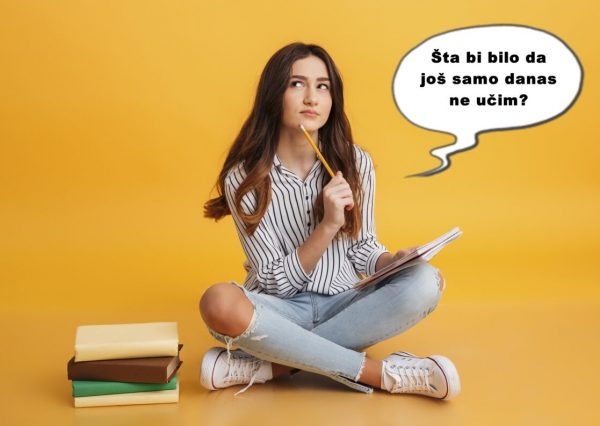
[{"x1": 392, "y1": 24, "x2": 583, "y2": 176}]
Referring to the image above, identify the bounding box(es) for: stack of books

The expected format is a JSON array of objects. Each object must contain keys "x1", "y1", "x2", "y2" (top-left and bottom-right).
[{"x1": 67, "y1": 322, "x2": 182, "y2": 408}]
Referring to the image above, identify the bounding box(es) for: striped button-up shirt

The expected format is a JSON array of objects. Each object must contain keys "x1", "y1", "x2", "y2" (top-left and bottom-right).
[{"x1": 224, "y1": 145, "x2": 388, "y2": 298}]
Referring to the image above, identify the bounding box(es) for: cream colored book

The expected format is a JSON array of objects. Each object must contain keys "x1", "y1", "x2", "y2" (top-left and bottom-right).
[
  {"x1": 74, "y1": 383, "x2": 179, "y2": 407},
  {"x1": 74, "y1": 322, "x2": 179, "y2": 362}
]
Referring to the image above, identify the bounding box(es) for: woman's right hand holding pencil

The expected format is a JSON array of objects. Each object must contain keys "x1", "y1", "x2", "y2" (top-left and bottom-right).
[{"x1": 322, "y1": 171, "x2": 355, "y2": 231}]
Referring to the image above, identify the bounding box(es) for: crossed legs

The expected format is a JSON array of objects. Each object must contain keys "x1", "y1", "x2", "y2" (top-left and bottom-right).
[{"x1": 199, "y1": 265, "x2": 445, "y2": 389}]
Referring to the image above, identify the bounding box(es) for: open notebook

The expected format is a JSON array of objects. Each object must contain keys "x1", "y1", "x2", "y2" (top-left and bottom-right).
[{"x1": 354, "y1": 227, "x2": 463, "y2": 290}]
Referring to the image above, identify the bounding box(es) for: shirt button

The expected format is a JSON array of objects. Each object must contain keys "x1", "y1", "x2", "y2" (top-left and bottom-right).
[
  {"x1": 305, "y1": 196, "x2": 309, "y2": 200},
  {"x1": 307, "y1": 210, "x2": 310, "y2": 214},
  {"x1": 307, "y1": 222, "x2": 311, "y2": 226}
]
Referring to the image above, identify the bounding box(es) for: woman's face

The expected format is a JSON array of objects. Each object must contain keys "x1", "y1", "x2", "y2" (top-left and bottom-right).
[{"x1": 281, "y1": 55, "x2": 333, "y2": 134}]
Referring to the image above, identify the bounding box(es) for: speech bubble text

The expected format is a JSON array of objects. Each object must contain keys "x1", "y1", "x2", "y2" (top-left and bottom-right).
[{"x1": 392, "y1": 25, "x2": 583, "y2": 176}]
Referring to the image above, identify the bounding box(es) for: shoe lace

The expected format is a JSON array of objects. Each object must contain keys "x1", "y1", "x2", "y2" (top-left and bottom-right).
[
  {"x1": 222, "y1": 336, "x2": 264, "y2": 396},
  {"x1": 386, "y1": 363, "x2": 432, "y2": 394},
  {"x1": 228, "y1": 358, "x2": 264, "y2": 396}
]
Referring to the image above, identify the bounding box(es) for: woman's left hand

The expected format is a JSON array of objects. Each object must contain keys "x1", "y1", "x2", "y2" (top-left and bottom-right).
[
  {"x1": 375, "y1": 246, "x2": 417, "y2": 272},
  {"x1": 390, "y1": 246, "x2": 417, "y2": 262}
]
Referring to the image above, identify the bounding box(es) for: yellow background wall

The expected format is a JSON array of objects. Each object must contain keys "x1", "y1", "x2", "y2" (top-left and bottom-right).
[{"x1": 1, "y1": 0, "x2": 598, "y2": 313}]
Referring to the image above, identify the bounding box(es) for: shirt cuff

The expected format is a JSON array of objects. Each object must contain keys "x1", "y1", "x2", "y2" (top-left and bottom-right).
[
  {"x1": 365, "y1": 247, "x2": 390, "y2": 276},
  {"x1": 283, "y1": 248, "x2": 313, "y2": 291}
]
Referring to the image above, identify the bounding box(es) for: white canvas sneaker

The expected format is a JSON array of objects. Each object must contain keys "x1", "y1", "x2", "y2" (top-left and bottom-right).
[
  {"x1": 381, "y1": 351, "x2": 460, "y2": 400},
  {"x1": 200, "y1": 347, "x2": 273, "y2": 395}
]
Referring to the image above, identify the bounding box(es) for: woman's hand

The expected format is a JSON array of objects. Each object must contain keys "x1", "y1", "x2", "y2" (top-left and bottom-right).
[
  {"x1": 391, "y1": 246, "x2": 417, "y2": 262},
  {"x1": 375, "y1": 246, "x2": 417, "y2": 272},
  {"x1": 321, "y1": 171, "x2": 355, "y2": 231}
]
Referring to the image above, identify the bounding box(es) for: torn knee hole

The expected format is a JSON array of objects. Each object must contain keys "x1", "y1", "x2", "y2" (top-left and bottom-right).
[{"x1": 437, "y1": 271, "x2": 445, "y2": 292}]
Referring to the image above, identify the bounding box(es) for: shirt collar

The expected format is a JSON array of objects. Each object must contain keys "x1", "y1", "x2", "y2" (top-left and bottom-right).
[
  {"x1": 273, "y1": 153, "x2": 282, "y2": 169},
  {"x1": 272, "y1": 152, "x2": 322, "y2": 181},
  {"x1": 273, "y1": 138, "x2": 323, "y2": 172}
]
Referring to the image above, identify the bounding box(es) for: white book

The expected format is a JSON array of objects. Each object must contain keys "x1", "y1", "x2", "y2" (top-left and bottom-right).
[
  {"x1": 354, "y1": 227, "x2": 462, "y2": 290},
  {"x1": 74, "y1": 322, "x2": 179, "y2": 362},
  {"x1": 74, "y1": 383, "x2": 179, "y2": 407}
]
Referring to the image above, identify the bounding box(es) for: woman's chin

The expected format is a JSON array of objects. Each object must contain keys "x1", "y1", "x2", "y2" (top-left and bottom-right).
[
  {"x1": 298, "y1": 122, "x2": 321, "y2": 133},
  {"x1": 282, "y1": 120, "x2": 321, "y2": 134}
]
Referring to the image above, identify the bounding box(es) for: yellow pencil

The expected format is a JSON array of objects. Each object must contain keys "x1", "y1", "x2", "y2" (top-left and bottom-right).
[
  {"x1": 299, "y1": 124, "x2": 335, "y2": 177},
  {"x1": 299, "y1": 124, "x2": 354, "y2": 211}
]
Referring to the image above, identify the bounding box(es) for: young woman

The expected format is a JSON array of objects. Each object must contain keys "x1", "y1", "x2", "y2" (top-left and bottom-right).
[{"x1": 199, "y1": 42, "x2": 460, "y2": 399}]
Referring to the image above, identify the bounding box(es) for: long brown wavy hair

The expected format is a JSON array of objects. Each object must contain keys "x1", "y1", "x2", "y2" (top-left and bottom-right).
[{"x1": 204, "y1": 42, "x2": 363, "y2": 239}]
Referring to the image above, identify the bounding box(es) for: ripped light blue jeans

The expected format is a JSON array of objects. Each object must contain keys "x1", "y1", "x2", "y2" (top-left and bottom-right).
[{"x1": 206, "y1": 263, "x2": 443, "y2": 394}]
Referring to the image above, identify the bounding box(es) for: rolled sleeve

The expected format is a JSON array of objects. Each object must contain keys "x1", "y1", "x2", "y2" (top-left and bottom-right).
[
  {"x1": 224, "y1": 175, "x2": 308, "y2": 298},
  {"x1": 365, "y1": 245, "x2": 389, "y2": 276},
  {"x1": 284, "y1": 248, "x2": 313, "y2": 289},
  {"x1": 349, "y1": 239, "x2": 389, "y2": 276}
]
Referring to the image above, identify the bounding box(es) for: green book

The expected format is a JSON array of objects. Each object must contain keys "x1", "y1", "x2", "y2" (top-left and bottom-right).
[{"x1": 72, "y1": 375, "x2": 177, "y2": 397}]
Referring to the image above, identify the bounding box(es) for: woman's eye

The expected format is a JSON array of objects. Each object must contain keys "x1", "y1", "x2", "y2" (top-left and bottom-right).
[{"x1": 290, "y1": 81, "x2": 329, "y2": 90}]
